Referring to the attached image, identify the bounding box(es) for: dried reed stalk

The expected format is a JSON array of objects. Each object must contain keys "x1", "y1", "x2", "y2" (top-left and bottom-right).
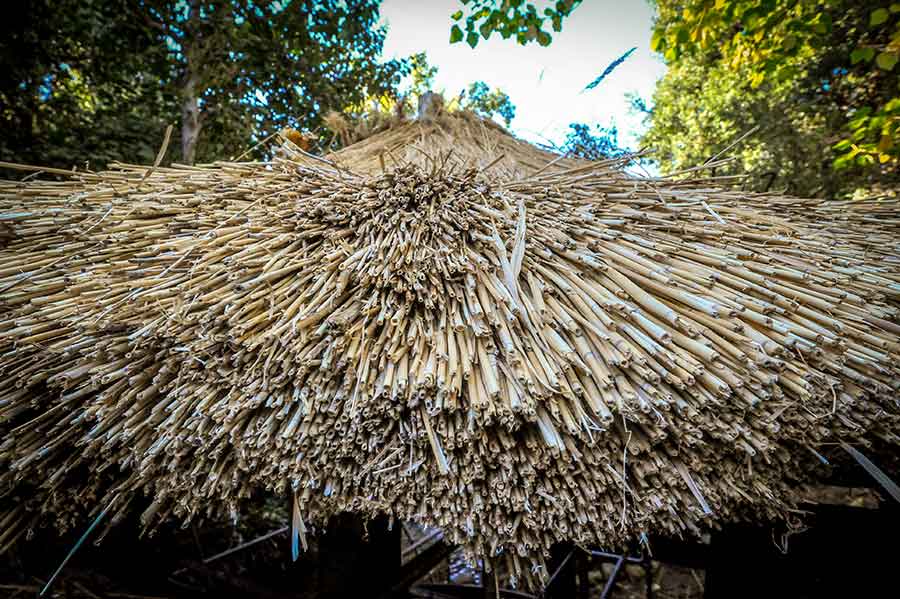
[{"x1": 1, "y1": 110, "x2": 899, "y2": 589}]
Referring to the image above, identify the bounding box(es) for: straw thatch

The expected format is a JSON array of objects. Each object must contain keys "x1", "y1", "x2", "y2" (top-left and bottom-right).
[{"x1": 2, "y1": 108, "x2": 900, "y2": 588}]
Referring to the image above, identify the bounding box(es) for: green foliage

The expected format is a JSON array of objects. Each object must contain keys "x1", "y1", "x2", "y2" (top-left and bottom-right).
[
  {"x1": 646, "y1": 0, "x2": 900, "y2": 196},
  {"x1": 409, "y1": 53, "x2": 439, "y2": 98},
  {"x1": 641, "y1": 52, "x2": 845, "y2": 196},
  {"x1": 559, "y1": 123, "x2": 630, "y2": 160},
  {"x1": 834, "y1": 98, "x2": 900, "y2": 170},
  {"x1": 449, "y1": 0, "x2": 582, "y2": 48},
  {"x1": 0, "y1": 1, "x2": 177, "y2": 169},
  {"x1": 1, "y1": 1, "x2": 407, "y2": 169},
  {"x1": 872, "y1": 8, "x2": 890, "y2": 27},
  {"x1": 461, "y1": 81, "x2": 516, "y2": 125},
  {"x1": 129, "y1": 1, "x2": 407, "y2": 163}
]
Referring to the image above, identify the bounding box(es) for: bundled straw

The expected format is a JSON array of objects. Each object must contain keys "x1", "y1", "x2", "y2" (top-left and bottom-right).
[{"x1": 1, "y1": 110, "x2": 899, "y2": 588}]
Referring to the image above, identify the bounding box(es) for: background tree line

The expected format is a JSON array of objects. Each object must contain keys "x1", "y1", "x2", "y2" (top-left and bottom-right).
[
  {"x1": 0, "y1": 0, "x2": 517, "y2": 169},
  {"x1": 451, "y1": 0, "x2": 900, "y2": 198},
  {"x1": 3, "y1": 0, "x2": 898, "y2": 199},
  {"x1": 642, "y1": 0, "x2": 900, "y2": 198}
]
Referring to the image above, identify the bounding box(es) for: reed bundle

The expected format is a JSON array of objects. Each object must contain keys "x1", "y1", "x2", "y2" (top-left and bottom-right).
[{"x1": 1, "y1": 110, "x2": 899, "y2": 588}]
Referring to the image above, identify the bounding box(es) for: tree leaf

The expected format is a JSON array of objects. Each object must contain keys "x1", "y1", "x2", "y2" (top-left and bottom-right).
[
  {"x1": 851, "y1": 47, "x2": 876, "y2": 63},
  {"x1": 834, "y1": 154, "x2": 853, "y2": 169},
  {"x1": 877, "y1": 51, "x2": 899, "y2": 70},
  {"x1": 833, "y1": 139, "x2": 852, "y2": 151},
  {"x1": 451, "y1": 10, "x2": 463, "y2": 21},
  {"x1": 450, "y1": 24, "x2": 463, "y2": 44},
  {"x1": 871, "y1": 8, "x2": 890, "y2": 27},
  {"x1": 650, "y1": 29, "x2": 665, "y2": 52},
  {"x1": 466, "y1": 31, "x2": 479, "y2": 48}
]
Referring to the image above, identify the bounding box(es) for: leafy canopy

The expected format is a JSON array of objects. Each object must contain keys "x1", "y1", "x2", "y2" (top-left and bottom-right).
[
  {"x1": 1, "y1": 1, "x2": 407, "y2": 168},
  {"x1": 640, "y1": 51, "x2": 845, "y2": 197},
  {"x1": 558, "y1": 123, "x2": 631, "y2": 160},
  {"x1": 449, "y1": 0, "x2": 582, "y2": 48},
  {"x1": 0, "y1": 0, "x2": 176, "y2": 169},
  {"x1": 462, "y1": 81, "x2": 516, "y2": 126},
  {"x1": 645, "y1": 0, "x2": 900, "y2": 196}
]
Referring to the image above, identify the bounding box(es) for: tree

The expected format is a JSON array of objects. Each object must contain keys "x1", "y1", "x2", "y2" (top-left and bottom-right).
[
  {"x1": 646, "y1": 0, "x2": 900, "y2": 196},
  {"x1": 143, "y1": 0, "x2": 407, "y2": 164},
  {"x1": 461, "y1": 81, "x2": 516, "y2": 126},
  {"x1": 449, "y1": 0, "x2": 582, "y2": 47},
  {"x1": 0, "y1": 0, "x2": 176, "y2": 170},
  {"x1": 558, "y1": 123, "x2": 631, "y2": 160},
  {"x1": 318, "y1": 51, "x2": 518, "y2": 150},
  {"x1": 1, "y1": 1, "x2": 408, "y2": 169},
  {"x1": 408, "y1": 52, "x2": 439, "y2": 98},
  {"x1": 640, "y1": 51, "x2": 846, "y2": 196}
]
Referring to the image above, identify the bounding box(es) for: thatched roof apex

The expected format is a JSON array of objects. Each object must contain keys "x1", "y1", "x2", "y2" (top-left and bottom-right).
[{"x1": 1, "y1": 110, "x2": 899, "y2": 588}]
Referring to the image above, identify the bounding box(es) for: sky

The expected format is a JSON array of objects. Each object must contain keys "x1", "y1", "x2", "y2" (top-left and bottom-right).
[{"x1": 379, "y1": 0, "x2": 667, "y2": 150}]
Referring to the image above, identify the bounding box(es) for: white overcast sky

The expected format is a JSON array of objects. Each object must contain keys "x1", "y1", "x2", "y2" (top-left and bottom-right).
[{"x1": 379, "y1": 0, "x2": 666, "y2": 149}]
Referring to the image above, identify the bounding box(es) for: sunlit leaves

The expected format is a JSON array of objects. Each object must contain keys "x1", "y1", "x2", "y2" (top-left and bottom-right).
[
  {"x1": 448, "y1": 0, "x2": 582, "y2": 48},
  {"x1": 461, "y1": 81, "x2": 516, "y2": 125},
  {"x1": 877, "y1": 51, "x2": 899, "y2": 70},
  {"x1": 872, "y1": 8, "x2": 890, "y2": 27},
  {"x1": 408, "y1": 52, "x2": 438, "y2": 97},
  {"x1": 559, "y1": 123, "x2": 630, "y2": 160},
  {"x1": 650, "y1": 29, "x2": 665, "y2": 52},
  {"x1": 835, "y1": 100, "x2": 900, "y2": 169},
  {"x1": 851, "y1": 47, "x2": 876, "y2": 63},
  {"x1": 650, "y1": 0, "x2": 900, "y2": 181},
  {"x1": 2, "y1": 1, "x2": 410, "y2": 167}
]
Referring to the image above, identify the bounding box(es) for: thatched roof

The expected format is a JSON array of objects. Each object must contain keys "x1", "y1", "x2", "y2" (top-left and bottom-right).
[{"x1": 1, "y1": 109, "x2": 899, "y2": 588}]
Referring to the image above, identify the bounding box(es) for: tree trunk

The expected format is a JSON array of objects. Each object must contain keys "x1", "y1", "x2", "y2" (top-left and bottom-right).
[
  {"x1": 416, "y1": 91, "x2": 444, "y2": 123},
  {"x1": 180, "y1": 0, "x2": 202, "y2": 165},
  {"x1": 181, "y1": 69, "x2": 200, "y2": 165}
]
